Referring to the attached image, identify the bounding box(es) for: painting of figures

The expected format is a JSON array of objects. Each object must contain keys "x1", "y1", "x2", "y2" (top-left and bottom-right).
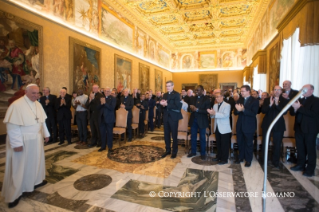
[
  {"x1": 139, "y1": 63, "x2": 150, "y2": 94},
  {"x1": 75, "y1": 0, "x2": 98, "y2": 34},
  {"x1": 269, "y1": 43, "x2": 280, "y2": 92},
  {"x1": 115, "y1": 54, "x2": 132, "y2": 93},
  {"x1": 155, "y1": 69, "x2": 163, "y2": 92},
  {"x1": 101, "y1": 5, "x2": 134, "y2": 52},
  {"x1": 199, "y1": 51, "x2": 217, "y2": 69},
  {"x1": 157, "y1": 46, "x2": 169, "y2": 68},
  {"x1": 182, "y1": 55, "x2": 192, "y2": 69},
  {"x1": 69, "y1": 37, "x2": 100, "y2": 95},
  {"x1": 0, "y1": 10, "x2": 43, "y2": 117},
  {"x1": 199, "y1": 74, "x2": 218, "y2": 92},
  {"x1": 136, "y1": 28, "x2": 147, "y2": 58}
]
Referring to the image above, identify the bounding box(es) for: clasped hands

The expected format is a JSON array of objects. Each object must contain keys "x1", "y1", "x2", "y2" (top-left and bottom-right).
[
  {"x1": 160, "y1": 99, "x2": 167, "y2": 106},
  {"x1": 269, "y1": 96, "x2": 279, "y2": 106},
  {"x1": 207, "y1": 108, "x2": 216, "y2": 115},
  {"x1": 120, "y1": 103, "x2": 125, "y2": 109},
  {"x1": 292, "y1": 100, "x2": 301, "y2": 111},
  {"x1": 60, "y1": 98, "x2": 66, "y2": 106},
  {"x1": 100, "y1": 97, "x2": 106, "y2": 105},
  {"x1": 235, "y1": 103, "x2": 245, "y2": 112},
  {"x1": 189, "y1": 105, "x2": 198, "y2": 112}
]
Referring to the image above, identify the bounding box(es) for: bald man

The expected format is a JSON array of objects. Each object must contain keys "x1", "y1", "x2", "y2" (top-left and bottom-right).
[
  {"x1": 290, "y1": 84, "x2": 319, "y2": 177},
  {"x1": 282, "y1": 80, "x2": 298, "y2": 100}
]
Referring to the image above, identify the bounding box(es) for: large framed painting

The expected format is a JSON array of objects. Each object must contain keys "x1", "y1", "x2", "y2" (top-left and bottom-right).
[
  {"x1": 199, "y1": 74, "x2": 218, "y2": 92},
  {"x1": 114, "y1": 54, "x2": 132, "y2": 92},
  {"x1": 199, "y1": 51, "x2": 217, "y2": 69},
  {"x1": 69, "y1": 37, "x2": 101, "y2": 95},
  {"x1": 269, "y1": 43, "x2": 280, "y2": 92},
  {"x1": 219, "y1": 83, "x2": 237, "y2": 92},
  {"x1": 155, "y1": 69, "x2": 163, "y2": 92},
  {"x1": 182, "y1": 83, "x2": 197, "y2": 91},
  {"x1": 0, "y1": 10, "x2": 43, "y2": 117},
  {"x1": 139, "y1": 63, "x2": 150, "y2": 94}
]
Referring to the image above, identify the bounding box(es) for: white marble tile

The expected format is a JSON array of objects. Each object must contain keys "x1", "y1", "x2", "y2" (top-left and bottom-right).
[
  {"x1": 283, "y1": 163, "x2": 319, "y2": 204},
  {"x1": 241, "y1": 156, "x2": 284, "y2": 212}
]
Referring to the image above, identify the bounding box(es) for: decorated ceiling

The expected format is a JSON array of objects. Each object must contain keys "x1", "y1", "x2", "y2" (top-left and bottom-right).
[{"x1": 120, "y1": 0, "x2": 269, "y2": 51}]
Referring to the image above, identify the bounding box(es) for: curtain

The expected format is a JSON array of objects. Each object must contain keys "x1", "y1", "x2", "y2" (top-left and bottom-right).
[
  {"x1": 280, "y1": 28, "x2": 319, "y2": 96},
  {"x1": 253, "y1": 65, "x2": 267, "y2": 91}
]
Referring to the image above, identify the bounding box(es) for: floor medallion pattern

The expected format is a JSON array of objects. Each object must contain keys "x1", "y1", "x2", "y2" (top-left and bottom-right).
[
  {"x1": 72, "y1": 141, "x2": 183, "y2": 178},
  {"x1": 108, "y1": 145, "x2": 165, "y2": 164},
  {"x1": 74, "y1": 174, "x2": 112, "y2": 191}
]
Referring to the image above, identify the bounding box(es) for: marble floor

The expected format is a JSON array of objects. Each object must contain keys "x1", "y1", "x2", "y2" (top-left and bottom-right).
[{"x1": 0, "y1": 129, "x2": 318, "y2": 212}]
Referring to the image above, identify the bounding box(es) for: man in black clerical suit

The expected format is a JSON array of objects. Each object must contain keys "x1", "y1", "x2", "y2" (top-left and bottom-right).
[
  {"x1": 155, "y1": 91, "x2": 162, "y2": 128},
  {"x1": 261, "y1": 86, "x2": 288, "y2": 167},
  {"x1": 99, "y1": 88, "x2": 116, "y2": 152},
  {"x1": 282, "y1": 80, "x2": 298, "y2": 100},
  {"x1": 187, "y1": 85, "x2": 210, "y2": 160},
  {"x1": 132, "y1": 88, "x2": 140, "y2": 105},
  {"x1": 181, "y1": 89, "x2": 190, "y2": 105},
  {"x1": 136, "y1": 94, "x2": 148, "y2": 137},
  {"x1": 224, "y1": 91, "x2": 235, "y2": 128},
  {"x1": 86, "y1": 84, "x2": 104, "y2": 147},
  {"x1": 290, "y1": 84, "x2": 319, "y2": 177},
  {"x1": 147, "y1": 93, "x2": 156, "y2": 131},
  {"x1": 234, "y1": 85, "x2": 259, "y2": 167},
  {"x1": 62, "y1": 87, "x2": 72, "y2": 99},
  {"x1": 40, "y1": 87, "x2": 57, "y2": 143},
  {"x1": 55, "y1": 88, "x2": 72, "y2": 145},
  {"x1": 160, "y1": 80, "x2": 182, "y2": 159},
  {"x1": 120, "y1": 89, "x2": 134, "y2": 141}
]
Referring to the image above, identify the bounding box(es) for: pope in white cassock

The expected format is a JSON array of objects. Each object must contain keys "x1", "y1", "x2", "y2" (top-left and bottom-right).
[{"x1": 2, "y1": 84, "x2": 50, "y2": 208}]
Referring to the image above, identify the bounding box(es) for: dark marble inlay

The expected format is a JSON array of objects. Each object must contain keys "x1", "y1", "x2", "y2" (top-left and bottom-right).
[
  {"x1": 229, "y1": 164, "x2": 252, "y2": 212},
  {"x1": 108, "y1": 145, "x2": 165, "y2": 164},
  {"x1": 74, "y1": 174, "x2": 112, "y2": 191},
  {"x1": 191, "y1": 156, "x2": 219, "y2": 166},
  {"x1": 0, "y1": 152, "x2": 5, "y2": 158},
  {"x1": 112, "y1": 168, "x2": 218, "y2": 211},
  {"x1": 44, "y1": 145, "x2": 64, "y2": 153},
  {"x1": 150, "y1": 136, "x2": 165, "y2": 140},
  {"x1": 45, "y1": 150, "x2": 78, "y2": 184},
  {"x1": 24, "y1": 190, "x2": 114, "y2": 211},
  {"x1": 256, "y1": 158, "x2": 319, "y2": 211},
  {"x1": 74, "y1": 144, "x2": 90, "y2": 149}
]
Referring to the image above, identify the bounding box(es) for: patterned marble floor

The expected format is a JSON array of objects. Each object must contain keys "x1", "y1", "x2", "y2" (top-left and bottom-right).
[{"x1": 0, "y1": 130, "x2": 318, "y2": 212}]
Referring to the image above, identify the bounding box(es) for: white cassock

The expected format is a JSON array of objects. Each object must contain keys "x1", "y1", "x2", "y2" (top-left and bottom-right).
[{"x1": 1, "y1": 95, "x2": 50, "y2": 203}]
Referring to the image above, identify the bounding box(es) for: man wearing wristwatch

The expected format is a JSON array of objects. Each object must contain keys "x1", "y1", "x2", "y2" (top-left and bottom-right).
[{"x1": 188, "y1": 85, "x2": 210, "y2": 160}]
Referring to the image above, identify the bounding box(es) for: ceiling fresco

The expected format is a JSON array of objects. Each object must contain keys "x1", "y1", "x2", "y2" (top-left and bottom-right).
[{"x1": 120, "y1": 0, "x2": 269, "y2": 51}]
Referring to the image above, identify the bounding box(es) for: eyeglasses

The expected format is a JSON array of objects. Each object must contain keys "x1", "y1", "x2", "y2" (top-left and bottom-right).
[{"x1": 273, "y1": 89, "x2": 281, "y2": 91}]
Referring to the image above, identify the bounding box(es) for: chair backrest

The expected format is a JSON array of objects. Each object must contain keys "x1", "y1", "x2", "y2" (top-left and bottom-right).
[
  {"x1": 132, "y1": 106, "x2": 140, "y2": 124},
  {"x1": 115, "y1": 108, "x2": 128, "y2": 128},
  {"x1": 145, "y1": 110, "x2": 149, "y2": 122},
  {"x1": 70, "y1": 107, "x2": 75, "y2": 124},
  {"x1": 232, "y1": 114, "x2": 238, "y2": 134},
  {"x1": 178, "y1": 110, "x2": 189, "y2": 132},
  {"x1": 256, "y1": 113, "x2": 265, "y2": 137},
  {"x1": 283, "y1": 111, "x2": 295, "y2": 137},
  {"x1": 210, "y1": 117, "x2": 215, "y2": 134}
]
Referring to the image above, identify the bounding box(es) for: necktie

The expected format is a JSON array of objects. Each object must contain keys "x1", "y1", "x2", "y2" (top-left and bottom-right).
[
  {"x1": 218, "y1": 102, "x2": 222, "y2": 110},
  {"x1": 244, "y1": 98, "x2": 248, "y2": 105}
]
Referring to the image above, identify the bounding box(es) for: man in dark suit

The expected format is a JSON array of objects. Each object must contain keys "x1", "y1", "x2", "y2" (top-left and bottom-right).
[
  {"x1": 187, "y1": 85, "x2": 210, "y2": 160},
  {"x1": 147, "y1": 93, "x2": 156, "y2": 132},
  {"x1": 225, "y1": 91, "x2": 235, "y2": 128},
  {"x1": 111, "y1": 90, "x2": 121, "y2": 110},
  {"x1": 234, "y1": 85, "x2": 259, "y2": 167},
  {"x1": 55, "y1": 88, "x2": 72, "y2": 145},
  {"x1": 40, "y1": 87, "x2": 57, "y2": 144},
  {"x1": 261, "y1": 86, "x2": 288, "y2": 167},
  {"x1": 86, "y1": 84, "x2": 104, "y2": 147},
  {"x1": 62, "y1": 87, "x2": 72, "y2": 99},
  {"x1": 160, "y1": 80, "x2": 183, "y2": 159},
  {"x1": 282, "y1": 80, "x2": 298, "y2": 100},
  {"x1": 181, "y1": 89, "x2": 190, "y2": 105},
  {"x1": 120, "y1": 89, "x2": 134, "y2": 142},
  {"x1": 155, "y1": 91, "x2": 163, "y2": 128},
  {"x1": 149, "y1": 89, "x2": 156, "y2": 99},
  {"x1": 132, "y1": 88, "x2": 140, "y2": 105},
  {"x1": 99, "y1": 88, "x2": 116, "y2": 152},
  {"x1": 136, "y1": 94, "x2": 148, "y2": 137},
  {"x1": 290, "y1": 84, "x2": 319, "y2": 177}
]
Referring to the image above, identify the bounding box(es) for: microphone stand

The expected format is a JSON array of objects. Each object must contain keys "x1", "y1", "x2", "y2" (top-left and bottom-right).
[{"x1": 262, "y1": 87, "x2": 307, "y2": 212}]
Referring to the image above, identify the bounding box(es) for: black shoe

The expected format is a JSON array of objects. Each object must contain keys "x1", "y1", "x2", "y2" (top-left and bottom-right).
[
  {"x1": 187, "y1": 153, "x2": 196, "y2": 158},
  {"x1": 96, "y1": 144, "x2": 101, "y2": 147},
  {"x1": 161, "y1": 152, "x2": 171, "y2": 158},
  {"x1": 8, "y1": 196, "x2": 21, "y2": 208},
  {"x1": 108, "y1": 148, "x2": 114, "y2": 153},
  {"x1": 235, "y1": 159, "x2": 243, "y2": 164},
  {"x1": 34, "y1": 180, "x2": 47, "y2": 189},
  {"x1": 303, "y1": 172, "x2": 314, "y2": 177},
  {"x1": 171, "y1": 153, "x2": 177, "y2": 159},
  {"x1": 290, "y1": 165, "x2": 304, "y2": 171},
  {"x1": 218, "y1": 161, "x2": 228, "y2": 165},
  {"x1": 67, "y1": 142, "x2": 72, "y2": 145},
  {"x1": 212, "y1": 157, "x2": 220, "y2": 162},
  {"x1": 128, "y1": 138, "x2": 132, "y2": 142},
  {"x1": 200, "y1": 155, "x2": 206, "y2": 160},
  {"x1": 98, "y1": 148, "x2": 106, "y2": 152},
  {"x1": 58, "y1": 142, "x2": 64, "y2": 145},
  {"x1": 245, "y1": 162, "x2": 251, "y2": 167},
  {"x1": 87, "y1": 144, "x2": 96, "y2": 148}
]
